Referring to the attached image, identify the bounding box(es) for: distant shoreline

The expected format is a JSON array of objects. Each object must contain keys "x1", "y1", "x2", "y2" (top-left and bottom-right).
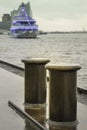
[
  {"x1": 39, "y1": 30, "x2": 87, "y2": 35},
  {"x1": 47, "y1": 31, "x2": 87, "y2": 34},
  {"x1": 0, "y1": 29, "x2": 87, "y2": 35}
]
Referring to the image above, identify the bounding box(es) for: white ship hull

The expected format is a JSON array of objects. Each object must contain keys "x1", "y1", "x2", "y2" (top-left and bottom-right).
[{"x1": 11, "y1": 30, "x2": 38, "y2": 38}]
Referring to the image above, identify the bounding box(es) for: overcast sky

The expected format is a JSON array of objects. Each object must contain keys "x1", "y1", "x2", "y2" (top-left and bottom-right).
[{"x1": 0, "y1": 0, "x2": 87, "y2": 31}]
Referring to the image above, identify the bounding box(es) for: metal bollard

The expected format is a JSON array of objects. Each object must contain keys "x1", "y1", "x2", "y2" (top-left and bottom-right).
[
  {"x1": 22, "y1": 58, "x2": 50, "y2": 104},
  {"x1": 45, "y1": 63, "x2": 81, "y2": 128}
]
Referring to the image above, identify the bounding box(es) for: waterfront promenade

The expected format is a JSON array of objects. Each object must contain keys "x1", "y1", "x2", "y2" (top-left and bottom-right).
[
  {"x1": 0, "y1": 68, "x2": 24, "y2": 130},
  {"x1": 0, "y1": 67, "x2": 87, "y2": 130}
]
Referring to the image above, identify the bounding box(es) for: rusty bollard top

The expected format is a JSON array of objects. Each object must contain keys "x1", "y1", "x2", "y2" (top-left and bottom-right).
[
  {"x1": 45, "y1": 63, "x2": 81, "y2": 71},
  {"x1": 22, "y1": 58, "x2": 50, "y2": 64}
]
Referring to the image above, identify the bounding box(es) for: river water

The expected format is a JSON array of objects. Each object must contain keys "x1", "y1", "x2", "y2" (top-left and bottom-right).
[{"x1": 0, "y1": 33, "x2": 87, "y2": 90}]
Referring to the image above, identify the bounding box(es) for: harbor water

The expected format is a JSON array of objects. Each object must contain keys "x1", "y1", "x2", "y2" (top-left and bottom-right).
[{"x1": 0, "y1": 33, "x2": 87, "y2": 90}]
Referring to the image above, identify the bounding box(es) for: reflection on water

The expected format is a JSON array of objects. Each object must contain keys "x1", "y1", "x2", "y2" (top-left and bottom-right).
[
  {"x1": 24, "y1": 120, "x2": 38, "y2": 130},
  {"x1": 24, "y1": 104, "x2": 46, "y2": 127},
  {"x1": 24, "y1": 120, "x2": 41, "y2": 130},
  {"x1": 49, "y1": 126, "x2": 77, "y2": 130}
]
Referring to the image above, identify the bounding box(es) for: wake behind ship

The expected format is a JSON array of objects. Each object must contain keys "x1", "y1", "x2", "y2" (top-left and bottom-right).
[{"x1": 10, "y1": 3, "x2": 38, "y2": 38}]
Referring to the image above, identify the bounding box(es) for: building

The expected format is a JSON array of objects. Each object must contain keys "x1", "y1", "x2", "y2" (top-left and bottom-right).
[
  {"x1": 2, "y1": 14, "x2": 11, "y2": 22},
  {"x1": 11, "y1": 2, "x2": 32, "y2": 20},
  {"x1": 0, "y1": 2, "x2": 32, "y2": 30}
]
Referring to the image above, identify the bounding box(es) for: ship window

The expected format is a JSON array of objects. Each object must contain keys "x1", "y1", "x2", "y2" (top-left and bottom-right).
[
  {"x1": 13, "y1": 21, "x2": 29, "y2": 26},
  {"x1": 17, "y1": 21, "x2": 29, "y2": 26},
  {"x1": 13, "y1": 23, "x2": 15, "y2": 26},
  {"x1": 31, "y1": 22, "x2": 36, "y2": 26}
]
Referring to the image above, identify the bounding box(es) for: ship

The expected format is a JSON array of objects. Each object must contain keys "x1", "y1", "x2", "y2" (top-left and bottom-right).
[{"x1": 10, "y1": 3, "x2": 38, "y2": 38}]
